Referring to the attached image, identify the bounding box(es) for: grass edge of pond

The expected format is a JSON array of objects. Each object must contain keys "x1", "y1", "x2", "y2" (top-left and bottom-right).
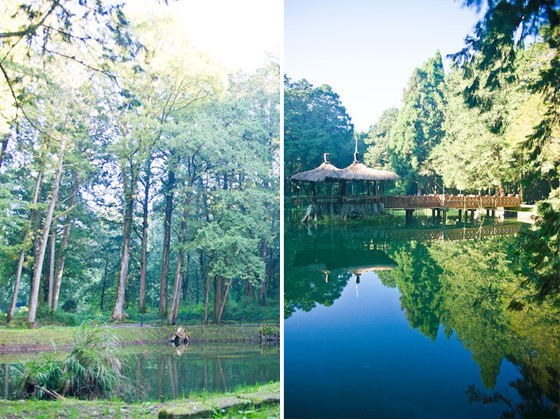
[
  {"x1": 0, "y1": 381, "x2": 280, "y2": 418},
  {"x1": 0, "y1": 325, "x2": 279, "y2": 352}
]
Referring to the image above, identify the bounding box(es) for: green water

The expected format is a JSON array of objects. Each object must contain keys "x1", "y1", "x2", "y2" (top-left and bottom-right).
[
  {"x1": 284, "y1": 212, "x2": 559, "y2": 418},
  {"x1": 0, "y1": 342, "x2": 279, "y2": 402}
]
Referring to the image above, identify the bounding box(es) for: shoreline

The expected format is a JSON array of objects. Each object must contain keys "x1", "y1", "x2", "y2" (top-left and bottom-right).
[
  {"x1": 0, "y1": 324, "x2": 279, "y2": 355},
  {"x1": 0, "y1": 382, "x2": 280, "y2": 418}
]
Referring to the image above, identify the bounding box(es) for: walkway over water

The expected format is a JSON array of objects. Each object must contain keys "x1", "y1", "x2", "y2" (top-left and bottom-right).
[{"x1": 292, "y1": 194, "x2": 521, "y2": 210}]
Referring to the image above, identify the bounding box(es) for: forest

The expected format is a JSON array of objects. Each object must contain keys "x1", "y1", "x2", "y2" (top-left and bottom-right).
[
  {"x1": 284, "y1": 0, "x2": 559, "y2": 311},
  {"x1": 285, "y1": 1, "x2": 559, "y2": 204},
  {"x1": 0, "y1": 1, "x2": 280, "y2": 329}
]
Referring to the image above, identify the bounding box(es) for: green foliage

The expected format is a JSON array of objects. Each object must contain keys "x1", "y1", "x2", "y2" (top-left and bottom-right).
[
  {"x1": 59, "y1": 325, "x2": 124, "y2": 398},
  {"x1": 453, "y1": 1, "x2": 560, "y2": 194},
  {"x1": 284, "y1": 76, "x2": 354, "y2": 190},
  {"x1": 519, "y1": 197, "x2": 560, "y2": 306},
  {"x1": 430, "y1": 64, "x2": 517, "y2": 193},
  {"x1": 388, "y1": 51, "x2": 446, "y2": 194},
  {"x1": 259, "y1": 325, "x2": 279, "y2": 337},
  {"x1": 363, "y1": 107, "x2": 399, "y2": 172},
  {"x1": 13, "y1": 323, "x2": 126, "y2": 399},
  {"x1": 0, "y1": 7, "x2": 280, "y2": 325}
]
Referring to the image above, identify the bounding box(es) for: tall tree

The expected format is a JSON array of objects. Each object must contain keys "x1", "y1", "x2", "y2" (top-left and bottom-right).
[
  {"x1": 284, "y1": 76, "x2": 354, "y2": 190},
  {"x1": 454, "y1": 0, "x2": 560, "y2": 195},
  {"x1": 389, "y1": 51, "x2": 446, "y2": 195},
  {"x1": 364, "y1": 107, "x2": 399, "y2": 171}
]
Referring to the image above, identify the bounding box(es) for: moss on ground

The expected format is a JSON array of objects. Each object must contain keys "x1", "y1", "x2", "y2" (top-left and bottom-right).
[{"x1": 0, "y1": 382, "x2": 280, "y2": 418}]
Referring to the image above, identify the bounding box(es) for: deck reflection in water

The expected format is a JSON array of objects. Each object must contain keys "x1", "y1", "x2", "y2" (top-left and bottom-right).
[{"x1": 284, "y1": 218, "x2": 559, "y2": 418}]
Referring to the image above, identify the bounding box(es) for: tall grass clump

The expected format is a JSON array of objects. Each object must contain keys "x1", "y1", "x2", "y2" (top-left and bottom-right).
[{"x1": 14, "y1": 323, "x2": 127, "y2": 399}]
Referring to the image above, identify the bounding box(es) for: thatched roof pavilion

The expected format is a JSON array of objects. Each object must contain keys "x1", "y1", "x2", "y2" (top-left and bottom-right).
[
  {"x1": 290, "y1": 150, "x2": 400, "y2": 221},
  {"x1": 291, "y1": 153, "x2": 341, "y2": 183},
  {"x1": 329, "y1": 153, "x2": 399, "y2": 182}
]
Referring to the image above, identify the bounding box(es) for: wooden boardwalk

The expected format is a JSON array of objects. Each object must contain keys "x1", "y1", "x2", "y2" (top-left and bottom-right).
[{"x1": 292, "y1": 194, "x2": 521, "y2": 210}]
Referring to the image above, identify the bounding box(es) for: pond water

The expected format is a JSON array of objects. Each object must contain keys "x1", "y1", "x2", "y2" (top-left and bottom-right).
[
  {"x1": 0, "y1": 342, "x2": 279, "y2": 402},
  {"x1": 284, "y1": 212, "x2": 559, "y2": 418}
]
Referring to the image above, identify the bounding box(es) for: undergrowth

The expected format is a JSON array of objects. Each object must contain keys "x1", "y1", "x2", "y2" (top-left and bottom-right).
[{"x1": 13, "y1": 323, "x2": 130, "y2": 400}]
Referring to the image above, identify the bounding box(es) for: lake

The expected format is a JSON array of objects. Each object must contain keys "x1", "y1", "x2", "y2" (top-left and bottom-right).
[
  {"x1": 0, "y1": 342, "x2": 279, "y2": 402},
  {"x1": 284, "y1": 212, "x2": 559, "y2": 418}
]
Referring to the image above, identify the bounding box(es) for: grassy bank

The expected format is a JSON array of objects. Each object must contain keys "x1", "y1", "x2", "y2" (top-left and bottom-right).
[
  {"x1": 0, "y1": 382, "x2": 280, "y2": 418},
  {"x1": 0, "y1": 324, "x2": 278, "y2": 353}
]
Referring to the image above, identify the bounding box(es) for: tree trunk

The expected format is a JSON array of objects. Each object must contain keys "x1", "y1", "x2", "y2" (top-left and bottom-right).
[
  {"x1": 204, "y1": 265, "x2": 211, "y2": 325},
  {"x1": 3, "y1": 365, "x2": 9, "y2": 399},
  {"x1": 216, "y1": 279, "x2": 232, "y2": 324},
  {"x1": 159, "y1": 169, "x2": 175, "y2": 317},
  {"x1": 267, "y1": 247, "x2": 274, "y2": 298},
  {"x1": 0, "y1": 134, "x2": 8, "y2": 170},
  {"x1": 139, "y1": 157, "x2": 152, "y2": 314},
  {"x1": 259, "y1": 240, "x2": 267, "y2": 302},
  {"x1": 28, "y1": 136, "x2": 67, "y2": 328},
  {"x1": 111, "y1": 167, "x2": 136, "y2": 321},
  {"x1": 47, "y1": 226, "x2": 56, "y2": 308},
  {"x1": 100, "y1": 258, "x2": 108, "y2": 310},
  {"x1": 168, "y1": 207, "x2": 187, "y2": 325},
  {"x1": 51, "y1": 182, "x2": 77, "y2": 312},
  {"x1": 7, "y1": 169, "x2": 43, "y2": 322},
  {"x1": 182, "y1": 253, "x2": 189, "y2": 302},
  {"x1": 213, "y1": 277, "x2": 223, "y2": 323}
]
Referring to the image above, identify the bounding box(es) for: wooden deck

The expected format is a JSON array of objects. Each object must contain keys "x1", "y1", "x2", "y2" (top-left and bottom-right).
[{"x1": 292, "y1": 194, "x2": 521, "y2": 210}]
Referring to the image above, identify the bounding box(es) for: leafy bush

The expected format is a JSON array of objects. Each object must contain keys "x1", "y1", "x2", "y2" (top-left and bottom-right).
[
  {"x1": 35, "y1": 308, "x2": 84, "y2": 326},
  {"x1": 15, "y1": 356, "x2": 63, "y2": 399},
  {"x1": 222, "y1": 297, "x2": 280, "y2": 321},
  {"x1": 260, "y1": 325, "x2": 279, "y2": 337},
  {"x1": 61, "y1": 299, "x2": 78, "y2": 313},
  {"x1": 14, "y1": 323, "x2": 127, "y2": 399}
]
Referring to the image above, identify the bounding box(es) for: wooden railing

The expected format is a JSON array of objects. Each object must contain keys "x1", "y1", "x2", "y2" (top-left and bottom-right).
[{"x1": 292, "y1": 194, "x2": 521, "y2": 209}]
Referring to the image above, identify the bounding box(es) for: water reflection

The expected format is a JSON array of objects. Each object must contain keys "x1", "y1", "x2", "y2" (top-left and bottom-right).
[
  {"x1": 0, "y1": 342, "x2": 279, "y2": 402},
  {"x1": 285, "y1": 216, "x2": 559, "y2": 417},
  {"x1": 124, "y1": 343, "x2": 279, "y2": 402}
]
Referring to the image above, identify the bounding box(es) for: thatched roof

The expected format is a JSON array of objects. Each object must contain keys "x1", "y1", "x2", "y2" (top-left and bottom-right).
[
  {"x1": 291, "y1": 153, "x2": 341, "y2": 183},
  {"x1": 294, "y1": 248, "x2": 397, "y2": 271},
  {"x1": 328, "y1": 153, "x2": 399, "y2": 182}
]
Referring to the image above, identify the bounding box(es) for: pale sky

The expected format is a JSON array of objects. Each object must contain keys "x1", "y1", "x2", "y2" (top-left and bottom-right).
[
  {"x1": 285, "y1": 0, "x2": 483, "y2": 132},
  {"x1": 127, "y1": 0, "x2": 282, "y2": 72}
]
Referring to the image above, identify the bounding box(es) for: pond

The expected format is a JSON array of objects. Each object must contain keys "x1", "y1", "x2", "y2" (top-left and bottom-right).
[
  {"x1": 0, "y1": 342, "x2": 279, "y2": 402},
  {"x1": 284, "y1": 212, "x2": 559, "y2": 418}
]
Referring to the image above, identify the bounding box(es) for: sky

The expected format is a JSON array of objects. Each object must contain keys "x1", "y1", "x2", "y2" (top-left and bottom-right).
[
  {"x1": 127, "y1": 0, "x2": 282, "y2": 73},
  {"x1": 285, "y1": 0, "x2": 483, "y2": 132}
]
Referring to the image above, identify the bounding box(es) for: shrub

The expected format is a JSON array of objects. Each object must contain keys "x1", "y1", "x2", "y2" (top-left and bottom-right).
[
  {"x1": 260, "y1": 325, "x2": 279, "y2": 338},
  {"x1": 14, "y1": 323, "x2": 127, "y2": 400},
  {"x1": 61, "y1": 299, "x2": 78, "y2": 313}
]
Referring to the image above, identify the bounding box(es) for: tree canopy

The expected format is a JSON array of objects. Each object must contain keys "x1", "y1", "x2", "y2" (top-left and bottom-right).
[
  {"x1": 284, "y1": 76, "x2": 354, "y2": 191},
  {"x1": 0, "y1": 3, "x2": 280, "y2": 327}
]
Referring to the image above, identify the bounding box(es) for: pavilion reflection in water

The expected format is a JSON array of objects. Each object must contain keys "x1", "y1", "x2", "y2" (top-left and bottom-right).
[{"x1": 289, "y1": 222, "x2": 522, "y2": 299}]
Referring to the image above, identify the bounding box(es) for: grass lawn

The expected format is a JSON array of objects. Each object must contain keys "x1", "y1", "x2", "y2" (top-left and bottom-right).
[{"x1": 0, "y1": 382, "x2": 280, "y2": 418}]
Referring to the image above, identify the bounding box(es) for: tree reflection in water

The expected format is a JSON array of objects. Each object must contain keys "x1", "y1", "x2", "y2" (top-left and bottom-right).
[{"x1": 285, "y1": 219, "x2": 559, "y2": 416}]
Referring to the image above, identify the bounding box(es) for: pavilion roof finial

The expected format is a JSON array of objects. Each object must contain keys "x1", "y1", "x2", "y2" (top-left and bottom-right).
[{"x1": 353, "y1": 137, "x2": 360, "y2": 162}]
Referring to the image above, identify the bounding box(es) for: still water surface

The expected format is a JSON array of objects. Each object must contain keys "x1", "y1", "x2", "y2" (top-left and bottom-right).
[
  {"x1": 0, "y1": 342, "x2": 279, "y2": 402},
  {"x1": 285, "y1": 214, "x2": 559, "y2": 418}
]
